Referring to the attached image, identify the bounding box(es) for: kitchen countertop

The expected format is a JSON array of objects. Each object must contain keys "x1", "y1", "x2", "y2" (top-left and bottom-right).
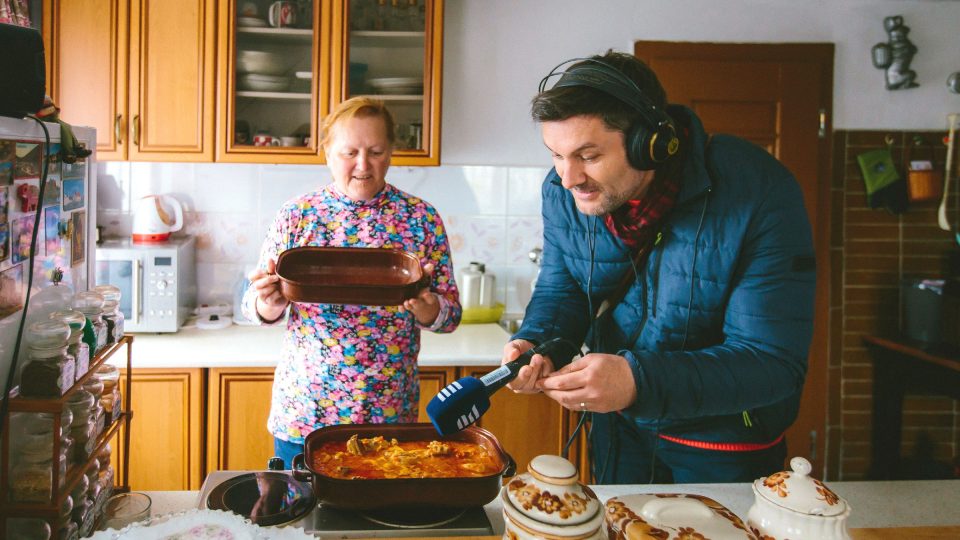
[
  {"x1": 115, "y1": 323, "x2": 511, "y2": 369},
  {"x1": 140, "y1": 479, "x2": 960, "y2": 534}
]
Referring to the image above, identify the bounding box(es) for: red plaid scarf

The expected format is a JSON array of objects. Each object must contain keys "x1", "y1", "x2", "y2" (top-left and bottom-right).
[{"x1": 603, "y1": 174, "x2": 680, "y2": 252}]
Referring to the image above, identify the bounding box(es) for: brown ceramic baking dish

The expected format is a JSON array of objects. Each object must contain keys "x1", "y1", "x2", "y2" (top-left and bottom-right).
[
  {"x1": 292, "y1": 423, "x2": 515, "y2": 511},
  {"x1": 275, "y1": 246, "x2": 430, "y2": 305}
]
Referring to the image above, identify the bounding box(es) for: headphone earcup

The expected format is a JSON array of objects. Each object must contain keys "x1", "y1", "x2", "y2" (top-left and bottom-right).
[
  {"x1": 624, "y1": 121, "x2": 652, "y2": 170},
  {"x1": 625, "y1": 120, "x2": 679, "y2": 170}
]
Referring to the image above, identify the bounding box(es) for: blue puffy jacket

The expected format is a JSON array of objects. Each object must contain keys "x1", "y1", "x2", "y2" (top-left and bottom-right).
[{"x1": 515, "y1": 106, "x2": 816, "y2": 445}]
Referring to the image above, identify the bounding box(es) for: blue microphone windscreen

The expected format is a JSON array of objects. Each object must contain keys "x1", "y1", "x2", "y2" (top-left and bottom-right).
[{"x1": 426, "y1": 376, "x2": 490, "y2": 436}]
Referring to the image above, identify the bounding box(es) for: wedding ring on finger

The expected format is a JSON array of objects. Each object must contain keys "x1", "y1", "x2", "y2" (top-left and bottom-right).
[{"x1": 580, "y1": 401, "x2": 587, "y2": 411}]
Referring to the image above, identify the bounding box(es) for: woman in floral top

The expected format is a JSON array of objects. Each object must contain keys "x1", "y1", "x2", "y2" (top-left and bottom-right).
[{"x1": 243, "y1": 97, "x2": 461, "y2": 467}]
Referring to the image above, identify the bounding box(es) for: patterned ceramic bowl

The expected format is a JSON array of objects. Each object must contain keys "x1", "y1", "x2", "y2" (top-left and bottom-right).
[
  {"x1": 501, "y1": 454, "x2": 603, "y2": 540},
  {"x1": 606, "y1": 493, "x2": 754, "y2": 540},
  {"x1": 746, "y1": 456, "x2": 851, "y2": 540}
]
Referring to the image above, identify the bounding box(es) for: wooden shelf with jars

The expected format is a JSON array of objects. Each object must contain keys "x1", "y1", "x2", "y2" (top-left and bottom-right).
[{"x1": 0, "y1": 336, "x2": 134, "y2": 538}]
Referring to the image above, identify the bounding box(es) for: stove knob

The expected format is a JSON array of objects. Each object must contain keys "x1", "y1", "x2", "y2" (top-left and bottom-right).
[{"x1": 268, "y1": 457, "x2": 285, "y2": 471}]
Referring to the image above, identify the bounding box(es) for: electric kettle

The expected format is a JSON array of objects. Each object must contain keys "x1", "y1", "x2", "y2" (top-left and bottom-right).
[{"x1": 132, "y1": 194, "x2": 184, "y2": 243}]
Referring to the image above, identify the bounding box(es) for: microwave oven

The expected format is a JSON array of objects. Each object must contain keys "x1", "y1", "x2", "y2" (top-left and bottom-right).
[{"x1": 95, "y1": 236, "x2": 197, "y2": 333}]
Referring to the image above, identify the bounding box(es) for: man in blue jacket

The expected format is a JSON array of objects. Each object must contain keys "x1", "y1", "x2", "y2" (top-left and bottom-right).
[{"x1": 505, "y1": 51, "x2": 816, "y2": 483}]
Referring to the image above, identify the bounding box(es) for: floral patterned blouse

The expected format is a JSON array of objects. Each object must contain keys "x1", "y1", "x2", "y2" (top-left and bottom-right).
[{"x1": 243, "y1": 183, "x2": 461, "y2": 443}]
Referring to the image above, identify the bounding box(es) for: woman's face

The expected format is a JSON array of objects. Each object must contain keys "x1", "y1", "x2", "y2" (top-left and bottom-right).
[{"x1": 325, "y1": 115, "x2": 392, "y2": 202}]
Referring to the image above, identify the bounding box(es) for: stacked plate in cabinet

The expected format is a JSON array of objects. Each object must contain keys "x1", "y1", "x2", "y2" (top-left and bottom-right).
[
  {"x1": 367, "y1": 77, "x2": 423, "y2": 95},
  {"x1": 237, "y1": 50, "x2": 290, "y2": 91}
]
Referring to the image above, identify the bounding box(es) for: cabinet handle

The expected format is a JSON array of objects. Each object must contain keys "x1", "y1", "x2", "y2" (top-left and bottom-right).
[
  {"x1": 115, "y1": 114, "x2": 123, "y2": 145},
  {"x1": 132, "y1": 259, "x2": 142, "y2": 325},
  {"x1": 133, "y1": 114, "x2": 141, "y2": 146}
]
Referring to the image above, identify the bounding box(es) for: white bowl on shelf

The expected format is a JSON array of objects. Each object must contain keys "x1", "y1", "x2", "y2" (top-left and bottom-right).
[
  {"x1": 237, "y1": 16, "x2": 267, "y2": 28},
  {"x1": 238, "y1": 73, "x2": 290, "y2": 92},
  {"x1": 237, "y1": 50, "x2": 287, "y2": 75}
]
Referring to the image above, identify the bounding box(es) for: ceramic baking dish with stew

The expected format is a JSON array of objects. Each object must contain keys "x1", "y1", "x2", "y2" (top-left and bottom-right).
[
  {"x1": 275, "y1": 246, "x2": 429, "y2": 305},
  {"x1": 292, "y1": 423, "x2": 516, "y2": 511}
]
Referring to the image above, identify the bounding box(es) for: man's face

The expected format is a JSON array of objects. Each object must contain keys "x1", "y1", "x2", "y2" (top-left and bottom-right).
[{"x1": 541, "y1": 115, "x2": 654, "y2": 216}]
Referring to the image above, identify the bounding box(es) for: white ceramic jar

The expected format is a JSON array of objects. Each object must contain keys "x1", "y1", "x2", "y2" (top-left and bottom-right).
[
  {"x1": 747, "y1": 456, "x2": 851, "y2": 540},
  {"x1": 501, "y1": 454, "x2": 603, "y2": 540}
]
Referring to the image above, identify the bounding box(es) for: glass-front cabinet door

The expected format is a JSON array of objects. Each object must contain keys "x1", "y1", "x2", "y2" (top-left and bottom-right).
[
  {"x1": 333, "y1": 0, "x2": 443, "y2": 165},
  {"x1": 217, "y1": 0, "x2": 331, "y2": 163}
]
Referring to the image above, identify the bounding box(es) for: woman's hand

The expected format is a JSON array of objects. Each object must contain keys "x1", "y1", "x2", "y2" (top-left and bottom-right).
[
  {"x1": 403, "y1": 263, "x2": 440, "y2": 325},
  {"x1": 248, "y1": 258, "x2": 289, "y2": 321},
  {"x1": 502, "y1": 339, "x2": 553, "y2": 393}
]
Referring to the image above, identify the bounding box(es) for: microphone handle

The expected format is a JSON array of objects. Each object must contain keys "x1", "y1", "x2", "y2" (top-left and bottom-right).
[{"x1": 480, "y1": 337, "x2": 580, "y2": 395}]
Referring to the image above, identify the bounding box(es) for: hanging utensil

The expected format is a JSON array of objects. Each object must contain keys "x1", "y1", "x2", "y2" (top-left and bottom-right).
[{"x1": 937, "y1": 113, "x2": 958, "y2": 234}]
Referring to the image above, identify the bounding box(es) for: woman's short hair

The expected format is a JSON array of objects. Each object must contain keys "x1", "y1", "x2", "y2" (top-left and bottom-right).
[{"x1": 321, "y1": 96, "x2": 396, "y2": 147}]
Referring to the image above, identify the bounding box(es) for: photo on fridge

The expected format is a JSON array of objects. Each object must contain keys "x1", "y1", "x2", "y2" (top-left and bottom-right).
[{"x1": 0, "y1": 263, "x2": 23, "y2": 319}]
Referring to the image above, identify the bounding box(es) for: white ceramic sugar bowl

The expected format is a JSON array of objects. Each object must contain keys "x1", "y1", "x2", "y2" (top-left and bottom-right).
[
  {"x1": 747, "y1": 457, "x2": 851, "y2": 540},
  {"x1": 501, "y1": 454, "x2": 603, "y2": 540}
]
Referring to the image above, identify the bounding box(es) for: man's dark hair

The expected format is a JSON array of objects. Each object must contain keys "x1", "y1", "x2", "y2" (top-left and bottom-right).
[
  {"x1": 531, "y1": 51, "x2": 667, "y2": 133},
  {"x1": 532, "y1": 51, "x2": 684, "y2": 175}
]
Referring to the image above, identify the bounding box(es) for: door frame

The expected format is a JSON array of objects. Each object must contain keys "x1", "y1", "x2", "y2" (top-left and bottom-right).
[{"x1": 634, "y1": 41, "x2": 834, "y2": 477}]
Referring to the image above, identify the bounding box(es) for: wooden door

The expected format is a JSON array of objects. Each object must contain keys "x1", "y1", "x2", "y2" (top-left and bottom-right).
[
  {"x1": 462, "y1": 367, "x2": 569, "y2": 477},
  {"x1": 127, "y1": 0, "x2": 216, "y2": 161},
  {"x1": 634, "y1": 42, "x2": 833, "y2": 476},
  {"x1": 207, "y1": 368, "x2": 275, "y2": 472},
  {"x1": 51, "y1": 0, "x2": 128, "y2": 160},
  {"x1": 115, "y1": 368, "x2": 204, "y2": 490},
  {"x1": 417, "y1": 366, "x2": 456, "y2": 422}
]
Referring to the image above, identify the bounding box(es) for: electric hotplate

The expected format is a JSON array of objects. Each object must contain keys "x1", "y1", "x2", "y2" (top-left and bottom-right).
[{"x1": 199, "y1": 470, "x2": 496, "y2": 538}]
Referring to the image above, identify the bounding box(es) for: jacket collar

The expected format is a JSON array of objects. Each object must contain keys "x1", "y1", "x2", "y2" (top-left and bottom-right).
[{"x1": 668, "y1": 105, "x2": 713, "y2": 205}]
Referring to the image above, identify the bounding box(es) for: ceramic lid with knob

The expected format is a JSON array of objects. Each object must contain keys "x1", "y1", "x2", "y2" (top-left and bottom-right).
[
  {"x1": 504, "y1": 454, "x2": 600, "y2": 526},
  {"x1": 754, "y1": 456, "x2": 848, "y2": 516}
]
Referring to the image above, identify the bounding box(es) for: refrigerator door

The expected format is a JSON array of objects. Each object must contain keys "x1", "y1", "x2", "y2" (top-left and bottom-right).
[{"x1": 0, "y1": 116, "x2": 96, "y2": 391}]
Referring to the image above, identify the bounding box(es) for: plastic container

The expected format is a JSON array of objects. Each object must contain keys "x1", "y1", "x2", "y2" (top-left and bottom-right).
[
  {"x1": 50, "y1": 310, "x2": 90, "y2": 382},
  {"x1": 902, "y1": 279, "x2": 944, "y2": 344}
]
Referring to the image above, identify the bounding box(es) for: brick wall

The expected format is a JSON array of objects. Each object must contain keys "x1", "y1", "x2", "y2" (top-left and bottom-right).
[{"x1": 830, "y1": 129, "x2": 959, "y2": 480}]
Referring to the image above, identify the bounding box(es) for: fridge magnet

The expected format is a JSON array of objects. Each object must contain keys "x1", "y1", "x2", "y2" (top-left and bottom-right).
[
  {"x1": 62, "y1": 178, "x2": 84, "y2": 211},
  {"x1": 42, "y1": 176, "x2": 61, "y2": 208},
  {"x1": 70, "y1": 210, "x2": 85, "y2": 266},
  {"x1": 0, "y1": 140, "x2": 14, "y2": 185},
  {"x1": 62, "y1": 159, "x2": 85, "y2": 180},
  {"x1": 44, "y1": 206, "x2": 60, "y2": 256},
  {"x1": 10, "y1": 214, "x2": 35, "y2": 264},
  {"x1": 46, "y1": 143, "x2": 62, "y2": 176},
  {"x1": 0, "y1": 263, "x2": 24, "y2": 319},
  {"x1": 14, "y1": 141, "x2": 41, "y2": 179},
  {"x1": 0, "y1": 186, "x2": 7, "y2": 223},
  {"x1": 13, "y1": 179, "x2": 39, "y2": 213},
  {"x1": 0, "y1": 222, "x2": 8, "y2": 262}
]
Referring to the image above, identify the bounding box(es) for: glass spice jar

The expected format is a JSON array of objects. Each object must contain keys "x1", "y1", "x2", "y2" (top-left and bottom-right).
[
  {"x1": 11, "y1": 448, "x2": 66, "y2": 503},
  {"x1": 95, "y1": 364, "x2": 121, "y2": 422},
  {"x1": 72, "y1": 291, "x2": 106, "y2": 356},
  {"x1": 93, "y1": 285, "x2": 124, "y2": 343},
  {"x1": 49, "y1": 310, "x2": 90, "y2": 382},
  {"x1": 19, "y1": 321, "x2": 75, "y2": 398}
]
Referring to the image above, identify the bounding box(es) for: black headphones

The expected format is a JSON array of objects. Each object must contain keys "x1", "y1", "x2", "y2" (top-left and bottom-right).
[{"x1": 538, "y1": 57, "x2": 680, "y2": 171}]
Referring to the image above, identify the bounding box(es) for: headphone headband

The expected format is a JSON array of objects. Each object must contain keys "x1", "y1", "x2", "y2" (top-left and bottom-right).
[{"x1": 537, "y1": 57, "x2": 671, "y2": 131}]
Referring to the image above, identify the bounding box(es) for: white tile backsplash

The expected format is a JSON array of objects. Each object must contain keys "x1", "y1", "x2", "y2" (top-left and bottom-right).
[{"x1": 96, "y1": 162, "x2": 545, "y2": 311}]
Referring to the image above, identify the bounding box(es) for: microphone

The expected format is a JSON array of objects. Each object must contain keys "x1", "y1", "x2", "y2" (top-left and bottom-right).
[{"x1": 426, "y1": 337, "x2": 581, "y2": 436}]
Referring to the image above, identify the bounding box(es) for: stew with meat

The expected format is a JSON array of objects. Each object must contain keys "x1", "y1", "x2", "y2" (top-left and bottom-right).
[{"x1": 311, "y1": 435, "x2": 501, "y2": 479}]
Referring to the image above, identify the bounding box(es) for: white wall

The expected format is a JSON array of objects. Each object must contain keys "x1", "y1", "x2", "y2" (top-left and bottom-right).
[{"x1": 441, "y1": 0, "x2": 960, "y2": 166}]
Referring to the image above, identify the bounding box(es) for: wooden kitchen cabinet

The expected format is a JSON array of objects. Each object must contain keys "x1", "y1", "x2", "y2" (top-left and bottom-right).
[
  {"x1": 416, "y1": 366, "x2": 456, "y2": 421},
  {"x1": 112, "y1": 367, "x2": 205, "y2": 490},
  {"x1": 333, "y1": 0, "x2": 444, "y2": 165},
  {"x1": 206, "y1": 367, "x2": 276, "y2": 472},
  {"x1": 49, "y1": 0, "x2": 216, "y2": 161}
]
